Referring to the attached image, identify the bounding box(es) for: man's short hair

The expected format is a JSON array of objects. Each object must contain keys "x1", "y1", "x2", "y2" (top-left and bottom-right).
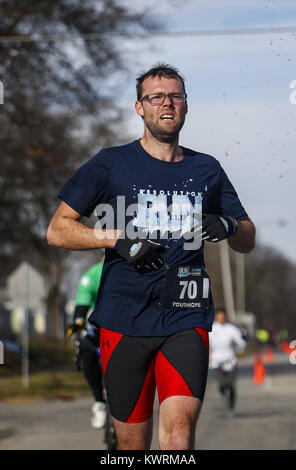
[{"x1": 136, "y1": 63, "x2": 186, "y2": 100}]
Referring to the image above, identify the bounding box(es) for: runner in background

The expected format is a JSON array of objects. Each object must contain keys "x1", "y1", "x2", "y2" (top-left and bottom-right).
[
  {"x1": 209, "y1": 308, "x2": 246, "y2": 418},
  {"x1": 66, "y1": 251, "x2": 106, "y2": 429}
]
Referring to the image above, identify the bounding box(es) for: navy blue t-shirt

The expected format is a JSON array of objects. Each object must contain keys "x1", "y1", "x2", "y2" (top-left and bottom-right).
[{"x1": 58, "y1": 139, "x2": 248, "y2": 336}]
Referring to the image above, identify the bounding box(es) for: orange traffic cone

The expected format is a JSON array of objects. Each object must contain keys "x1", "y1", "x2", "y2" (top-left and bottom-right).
[
  {"x1": 253, "y1": 353, "x2": 266, "y2": 385},
  {"x1": 264, "y1": 348, "x2": 274, "y2": 364}
]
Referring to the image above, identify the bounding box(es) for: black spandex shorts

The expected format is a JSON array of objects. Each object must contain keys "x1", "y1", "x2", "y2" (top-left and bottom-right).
[{"x1": 100, "y1": 327, "x2": 209, "y2": 423}]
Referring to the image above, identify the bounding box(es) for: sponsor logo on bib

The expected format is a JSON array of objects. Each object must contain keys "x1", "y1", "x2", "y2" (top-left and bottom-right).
[{"x1": 177, "y1": 267, "x2": 190, "y2": 277}]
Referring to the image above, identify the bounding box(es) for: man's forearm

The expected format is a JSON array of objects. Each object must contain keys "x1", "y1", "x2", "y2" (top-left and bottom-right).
[
  {"x1": 228, "y1": 218, "x2": 256, "y2": 253},
  {"x1": 46, "y1": 216, "x2": 119, "y2": 250}
]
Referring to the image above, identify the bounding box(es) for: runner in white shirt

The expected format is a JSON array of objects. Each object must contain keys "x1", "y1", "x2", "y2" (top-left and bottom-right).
[{"x1": 209, "y1": 308, "x2": 246, "y2": 417}]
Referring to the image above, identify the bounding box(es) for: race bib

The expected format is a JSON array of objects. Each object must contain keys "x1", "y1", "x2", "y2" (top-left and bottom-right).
[{"x1": 159, "y1": 265, "x2": 212, "y2": 309}]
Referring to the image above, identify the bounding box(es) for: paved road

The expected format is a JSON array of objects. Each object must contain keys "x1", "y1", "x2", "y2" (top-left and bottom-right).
[{"x1": 0, "y1": 350, "x2": 295, "y2": 450}]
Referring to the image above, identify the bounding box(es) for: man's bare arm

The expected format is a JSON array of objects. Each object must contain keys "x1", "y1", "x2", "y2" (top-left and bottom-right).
[
  {"x1": 46, "y1": 201, "x2": 120, "y2": 250},
  {"x1": 228, "y1": 218, "x2": 256, "y2": 253}
]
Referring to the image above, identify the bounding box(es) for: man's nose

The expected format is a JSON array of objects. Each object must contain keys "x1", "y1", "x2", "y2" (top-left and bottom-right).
[{"x1": 163, "y1": 94, "x2": 174, "y2": 105}]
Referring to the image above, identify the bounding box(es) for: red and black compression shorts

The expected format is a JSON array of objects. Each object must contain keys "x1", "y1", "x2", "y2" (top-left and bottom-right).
[{"x1": 100, "y1": 327, "x2": 209, "y2": 423}]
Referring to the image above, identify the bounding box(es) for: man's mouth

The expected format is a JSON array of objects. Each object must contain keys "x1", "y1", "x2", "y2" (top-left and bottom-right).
[{"x1": 160, "y1": 113, "x2": 174, "y2": 120}]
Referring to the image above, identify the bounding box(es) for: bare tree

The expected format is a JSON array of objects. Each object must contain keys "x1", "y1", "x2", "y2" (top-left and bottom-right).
[{"x1": 0, "y1": 0, "x2": 159, "y2": 338}]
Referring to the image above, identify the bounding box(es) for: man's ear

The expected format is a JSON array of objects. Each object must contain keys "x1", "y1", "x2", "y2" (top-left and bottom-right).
[{"x1": 135, "y1": 100, "x2": 144, "y2": 118}]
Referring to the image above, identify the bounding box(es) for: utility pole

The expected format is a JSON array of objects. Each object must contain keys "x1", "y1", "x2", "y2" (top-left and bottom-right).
[
  {"x1": 21, "y1": 262, "x2": 30, "y2": 388},
  {"x1": 235, "y1": 252, "x2": 245, "y2": 313},
  {"x1": 219, "y1": 240, "x2": 236, "y2": 323}
]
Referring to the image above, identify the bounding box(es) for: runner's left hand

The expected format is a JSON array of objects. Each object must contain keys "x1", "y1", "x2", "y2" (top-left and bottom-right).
[{"x1": 198, "y1": 214, "x2": 237, "y2": 242}]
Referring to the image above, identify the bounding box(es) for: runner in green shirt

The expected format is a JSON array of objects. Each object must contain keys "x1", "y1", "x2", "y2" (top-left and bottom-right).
[{"x1": 67, "y1": 252, "x2": 106, "y2": 429}]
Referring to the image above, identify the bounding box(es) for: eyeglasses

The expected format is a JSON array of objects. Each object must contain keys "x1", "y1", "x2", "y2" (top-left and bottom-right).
[{"x1": 139, "y1": 92, "x2": 187, "y2": 106}]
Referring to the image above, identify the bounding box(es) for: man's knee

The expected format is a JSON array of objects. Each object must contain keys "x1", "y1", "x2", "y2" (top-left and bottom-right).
[
  {"x1": 113, "y1": 417, "x2": 153, "y2": 450},
  {"x1": 117, "y1": 434, "x2": 148, "y2": 450},
  {"x1": 160, "y1": 421, "x2": 193, "y2": 450},
  {"x1": 158, "y1": 396, "x2": 201, "y2": 450}
]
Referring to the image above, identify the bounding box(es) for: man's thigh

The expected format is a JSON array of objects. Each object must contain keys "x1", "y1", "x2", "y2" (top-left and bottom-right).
[
  {"x1": 158, "y1": 395, "x2": 202, "y2": 438},
  {"x1": 112, "y1": 416, "x2": 154, "y2": 450},
  {"x1": 100, "y1": 327, "x2": 162, "y2": 423},
  {"x1": 155, "y1": 327, "x2": 209, "y2": 406},
  {"x1": 156, "y1": 328, "x2": 209, "y2": 449},
  {"x1": 100, "y1": 327, "x2": 209, "y2": 423}
]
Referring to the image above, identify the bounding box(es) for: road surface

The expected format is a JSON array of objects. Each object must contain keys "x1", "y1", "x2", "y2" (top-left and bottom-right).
[{"x1": 0, "y1": 350, "x2": 295, "y2": 450}]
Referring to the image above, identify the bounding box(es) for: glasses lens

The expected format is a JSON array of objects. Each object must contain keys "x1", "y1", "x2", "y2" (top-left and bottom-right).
[
  {"x1": 150, "y1": 93, "x2": 165, "y2": 105},
  {"x1": 171, "y1": 93, "x2": 185, "y2": 103}
]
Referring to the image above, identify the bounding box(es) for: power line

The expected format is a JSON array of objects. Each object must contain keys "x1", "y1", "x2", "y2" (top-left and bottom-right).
[{"x1": 0, "y1": 26, "x2": 296, "y2": 43}]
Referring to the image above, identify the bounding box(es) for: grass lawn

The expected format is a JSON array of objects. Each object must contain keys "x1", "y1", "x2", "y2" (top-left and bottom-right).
[
  {"x1": 0, "y1": 336, "x2": 92, "y2": 402},
  {"x1": 0, "y1": 370, "x2": 91, "y2": 402}
]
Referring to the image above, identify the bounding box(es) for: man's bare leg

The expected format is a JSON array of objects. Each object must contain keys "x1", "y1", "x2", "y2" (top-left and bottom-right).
[
  {"x1": 158, "y1": 396, "x2": 202, "y2": 450},
  {"x1": 112, "y1": 416, "x2": 153, "y2": 450}
]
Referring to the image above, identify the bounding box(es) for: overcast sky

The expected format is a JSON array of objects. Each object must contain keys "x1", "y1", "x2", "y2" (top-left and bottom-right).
[{"x1": 114, "y1": 0, "x2": 296, "y2": 262}]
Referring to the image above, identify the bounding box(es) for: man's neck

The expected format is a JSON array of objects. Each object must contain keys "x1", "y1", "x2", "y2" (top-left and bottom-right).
[{"x1": 140, "y1": 135, "x2": 184, "y2": 163}]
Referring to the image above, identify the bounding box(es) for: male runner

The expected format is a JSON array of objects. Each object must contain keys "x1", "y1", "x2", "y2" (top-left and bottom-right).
[
  {"x1": 66, "y1": 253, "x2": 106, "y2": 429},
  {"x1": 209, "y1": 308, "x2": 246, "y2": 418},
  {"x1": 47, "y1": 63, "x2": 255, "y2": 450}
]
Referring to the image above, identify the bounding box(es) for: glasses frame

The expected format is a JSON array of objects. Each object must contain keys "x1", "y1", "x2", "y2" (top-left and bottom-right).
[{"x1": 139, "y1": 92, "x2": 187, "y2": 106}]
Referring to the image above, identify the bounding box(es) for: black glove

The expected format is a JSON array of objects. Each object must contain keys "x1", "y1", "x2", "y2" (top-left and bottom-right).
[
  {"x1": 114, "y1": 236, "x2": 164, "y2": 271},
  {"x1": 200, "y1": 214, "x2": 237, "y2": 242}
]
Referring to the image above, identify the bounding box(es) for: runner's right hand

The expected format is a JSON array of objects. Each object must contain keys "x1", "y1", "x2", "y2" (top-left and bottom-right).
[{"x1": 114, "y1": 236, "x2": 164, "y2": 271}]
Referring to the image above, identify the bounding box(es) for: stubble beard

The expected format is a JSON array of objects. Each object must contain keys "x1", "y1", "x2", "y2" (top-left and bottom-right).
[{"x1": 144, "y1": 116, "x2": 186, "y2": 143}]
